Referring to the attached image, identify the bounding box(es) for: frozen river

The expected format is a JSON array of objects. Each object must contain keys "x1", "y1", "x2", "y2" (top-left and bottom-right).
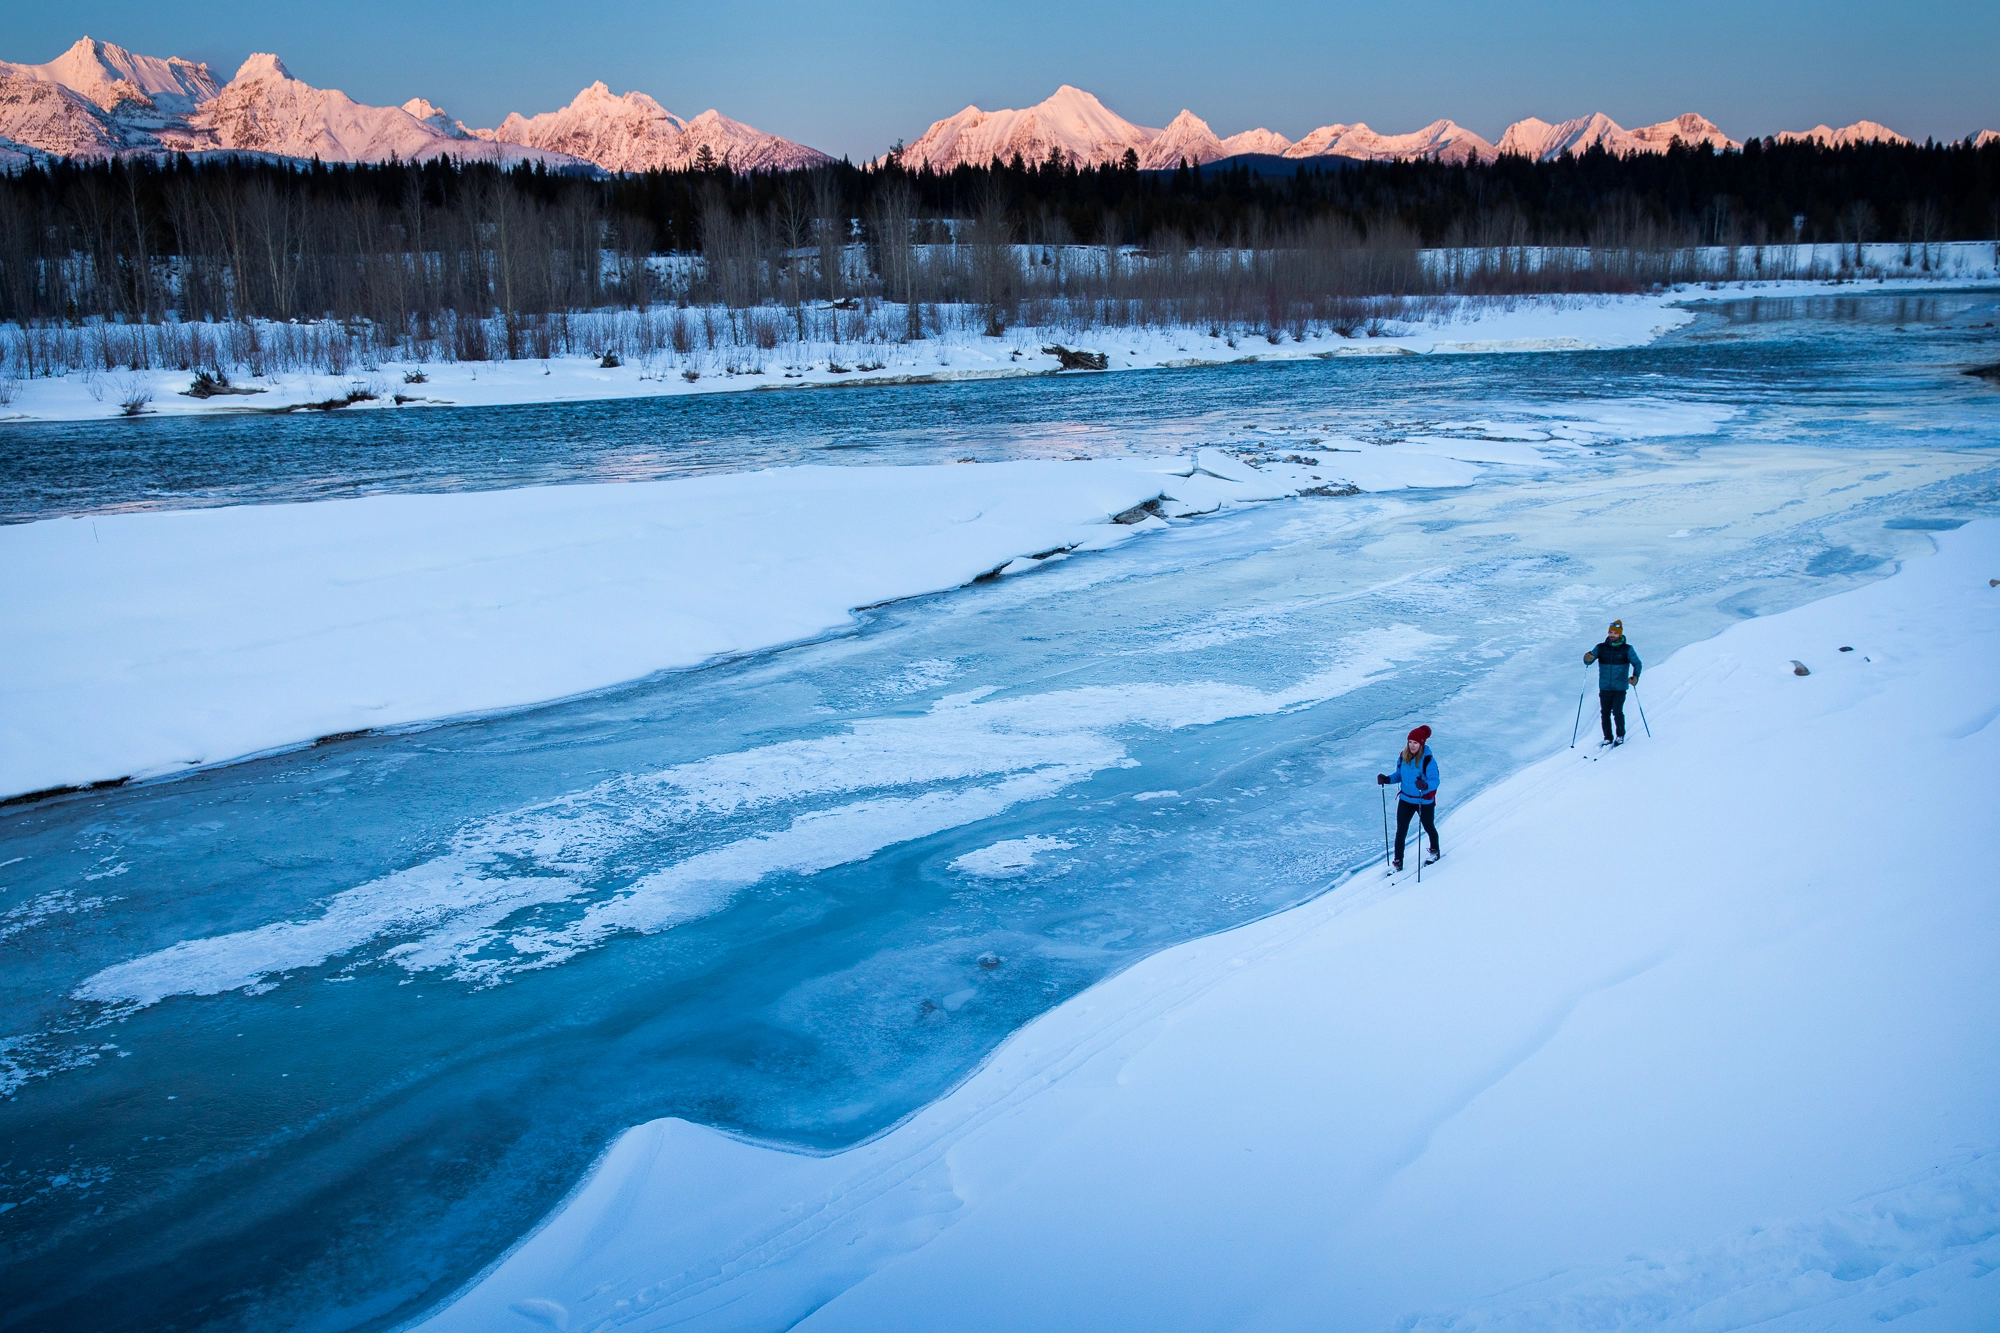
[{"x1": 2, "y1": 290, "x2": 1998, "y2": 1333}]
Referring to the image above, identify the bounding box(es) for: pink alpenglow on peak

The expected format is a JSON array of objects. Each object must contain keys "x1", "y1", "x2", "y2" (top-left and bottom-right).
[
  {"x1": 1496, "y1": 111, "x2": 1739, "y2": 161},
  {"x1": 487, "y1": 82, "x2": 831, "y2": 173},
  {"x1": 899, "y1": 85, "x2": 1158, "y2": 169},
  {"x1": 901, "y1": 87, "x2": 1289, "y2": 171},
  {"x1": 1217, "y1": 127, "x2": 1292, "y2": 157},
  {"x1": 1135, "y1": 112, "x2": 1293, "y2": 168},
  {"x1": 0, "y1": 35, "x2": 217, "y2": 116},
  {"x1": 182, "y1": 55, "x2": 579, "y2": 166},
  {"x1": 1285, "y1": 119, "x2": 1497, "y2": 164},
  {"x1": 0, "y1": 34, "x2": 824, "y2": 173},
  {"x1": 1138, "y1": 109, "x2": 1225, "y2": 170},
  {"x1": 1775, "y1": 121, "x2": 1911, "y2": 147},
  {"x1": 401, "y1": 98, "x2": 475, "y2": 141}
]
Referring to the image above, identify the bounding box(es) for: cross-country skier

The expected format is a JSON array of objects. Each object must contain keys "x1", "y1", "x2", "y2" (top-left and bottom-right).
[
  {"x1": 1377, "y1": 725, "x2": 1440, "y2": 871},
  {"x1": 1584, "y1": 619, "x2": 1642, "y2": 745}
]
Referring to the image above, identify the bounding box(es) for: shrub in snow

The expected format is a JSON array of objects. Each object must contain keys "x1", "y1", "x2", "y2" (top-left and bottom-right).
[{"x1": 117, "y1": 377, "x2": 152, "y2": 416}]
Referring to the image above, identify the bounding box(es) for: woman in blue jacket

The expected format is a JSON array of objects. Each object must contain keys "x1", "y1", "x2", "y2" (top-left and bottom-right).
[{"x1": 1377, "y1": 724, "x2": 1440, "y2": 871}]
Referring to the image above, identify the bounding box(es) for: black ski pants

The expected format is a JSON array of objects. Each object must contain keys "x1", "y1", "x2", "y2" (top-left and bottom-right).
[
  {"x1": 1394, "y1": 799, "x2": 1437, "y2": 865},
  {"x1": 1599, "y1": 688, "x2": 1628, "y2": 741}
]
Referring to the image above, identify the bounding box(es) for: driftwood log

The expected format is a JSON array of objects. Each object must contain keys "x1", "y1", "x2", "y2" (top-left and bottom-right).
[{"x1": 1043, "y1": 344, "x2": 1109, "y2": 371}]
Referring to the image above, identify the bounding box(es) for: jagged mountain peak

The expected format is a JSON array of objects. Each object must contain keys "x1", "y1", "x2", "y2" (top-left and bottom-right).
[
  {"x1": 1285, "y1": 117, "x2": 1495, "y2": 165},
  {"x1": 232, "y1": 53, "x2": 293, "y2": 84},
  {"x1": 1494, "y1": 110, "x2": 1736, "y2": 161},
  {"x1": 489, "y1": 84, "x2": 827, "y2": 173},
  {"x1": 1775, "y1": 120, "x2": 1911, "y2": 148},
  {"x1": 401, "y1": 98, "x2": 475, "y2": 141},
  {"x1": 2, "y1": 34, "x2": 218, "y2": 117},
  {"x1": 901, "y1": 84, "x2": 1156, "y2": 169},
  {"x1": 0, "y1": 34, "x2": 827, "y2": 173}
]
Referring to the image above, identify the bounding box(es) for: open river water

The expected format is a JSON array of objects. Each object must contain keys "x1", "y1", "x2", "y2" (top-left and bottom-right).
[{"x1": 2, "y1": 290, "x2": 1997, "y2": 1332}]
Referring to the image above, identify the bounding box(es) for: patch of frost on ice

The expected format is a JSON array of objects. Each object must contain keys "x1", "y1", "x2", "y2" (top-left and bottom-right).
[{"x1": 948, "y1": 835, "x2": 1076, "y2": 878}]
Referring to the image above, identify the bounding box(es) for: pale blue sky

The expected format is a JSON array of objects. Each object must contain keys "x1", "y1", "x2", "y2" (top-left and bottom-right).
[{"x1": 9, "y1": 1, "x2": 1997, "y2": 157}]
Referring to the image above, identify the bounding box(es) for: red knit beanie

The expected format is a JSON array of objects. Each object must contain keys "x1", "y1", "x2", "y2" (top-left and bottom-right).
[{"x1": 1407, "y1": 725, "x2": 1432, "y2": 745}]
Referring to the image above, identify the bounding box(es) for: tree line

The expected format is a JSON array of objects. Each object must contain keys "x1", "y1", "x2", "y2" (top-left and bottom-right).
[{"x1": 0, "y1": 136, "x2": 1993, "y2": 336}]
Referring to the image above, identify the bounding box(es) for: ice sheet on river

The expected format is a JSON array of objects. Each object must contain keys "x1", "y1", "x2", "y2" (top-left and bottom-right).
[{"x1": 77, "y1": 625, "x2": 1438, "y2": 1006}]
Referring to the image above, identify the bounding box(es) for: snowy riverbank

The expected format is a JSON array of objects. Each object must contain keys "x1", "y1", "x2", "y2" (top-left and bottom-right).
[
  {"x1": 416, "y1": 520, "x2": 2000, "y2": 1333},
  {"x1": 0, "y1": 271, "x2": 1990, "y2": 425},
  {"x1": 2, "y1": 448, "x2": 1393, "y2": 801}
]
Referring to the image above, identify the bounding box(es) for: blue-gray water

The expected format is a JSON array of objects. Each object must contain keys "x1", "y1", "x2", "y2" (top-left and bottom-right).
[{"x1": 1, "y1": 291, "x2": 1997, "y2": 1333}]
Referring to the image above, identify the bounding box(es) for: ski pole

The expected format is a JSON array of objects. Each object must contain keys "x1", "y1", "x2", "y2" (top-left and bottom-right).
[
  {"x1": 1633, "y1": 685, "x2": 1651, "y2": 738},
  {"x1": 1569, "y1": 687, "x2": 1587, "y2": 748},
  {"x1": 1380, "y1": 782, "x2": 1390, "y2": 877}
]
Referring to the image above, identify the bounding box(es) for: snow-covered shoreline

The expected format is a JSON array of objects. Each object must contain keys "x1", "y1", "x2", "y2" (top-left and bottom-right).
[
  {"x1": 0, "y1": 450, "x2": 1376, "y2": 802},
  {"x1": 414, "y1": 519, "x2": 2000, "y2": 1333},
  {"x1": 3, "y1": 271, "x2": 1994, "y2": 426}
]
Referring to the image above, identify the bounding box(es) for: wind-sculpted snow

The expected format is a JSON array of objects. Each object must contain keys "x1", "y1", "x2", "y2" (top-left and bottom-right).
[{"x1": 76, "y1": 628, "x2": 1430, "y2": 1006}]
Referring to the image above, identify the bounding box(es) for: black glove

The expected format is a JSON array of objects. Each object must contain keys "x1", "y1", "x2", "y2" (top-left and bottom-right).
[{"x1": 1376, "y1": 774, "x2": 1391, "y2": 785}]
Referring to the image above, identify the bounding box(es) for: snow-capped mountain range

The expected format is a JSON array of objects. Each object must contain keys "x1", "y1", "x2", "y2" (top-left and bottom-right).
[
  {"x1": 0, "y1": 38, "x2": 1988, "y2": 176},
  {"x1": 893, "y1": 87, "x2": 1755, "y2": 169},
  {"x1": 0, "y1": 37, "x2": 829, "y2": 173}
]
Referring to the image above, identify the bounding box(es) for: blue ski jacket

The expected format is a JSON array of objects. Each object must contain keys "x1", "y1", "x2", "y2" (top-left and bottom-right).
[
  {"x1": 1390, "y1": 748, "x2": 1439, "y2": 805},
  {"x1": 1585, "y1": 639, "x2": 1642, "y2": 691}
]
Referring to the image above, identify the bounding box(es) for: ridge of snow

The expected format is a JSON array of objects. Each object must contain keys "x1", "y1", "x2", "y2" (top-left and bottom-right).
[
  {"x1": 1774, "y1": 120, "x2": 1911, "y2": 147},
  {"x1": 1977, "y1": 129, "x2": 1999, "y2": 148}
]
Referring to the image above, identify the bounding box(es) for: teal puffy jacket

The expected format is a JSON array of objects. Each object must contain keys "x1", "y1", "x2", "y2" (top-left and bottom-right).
[{"x1": 1586, "y1": 639, "x2": 1642, "y2": 691}]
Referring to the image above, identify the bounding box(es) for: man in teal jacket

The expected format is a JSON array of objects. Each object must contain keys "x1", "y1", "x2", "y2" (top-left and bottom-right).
[
  {"x1": 1376, "y1": 724, "x2": 1440, "y2": 870},
  {"x1": 1584, "y1": 619, "x2": 1642, "y2": 745}
]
